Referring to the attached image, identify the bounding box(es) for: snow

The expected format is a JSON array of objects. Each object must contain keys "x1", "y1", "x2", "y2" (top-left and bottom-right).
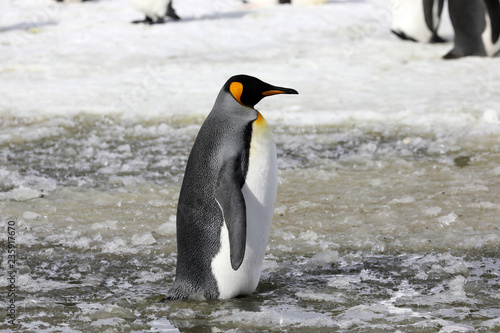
[{"x1": 1, "y1": 0, "x2": 498, "y2": 133}]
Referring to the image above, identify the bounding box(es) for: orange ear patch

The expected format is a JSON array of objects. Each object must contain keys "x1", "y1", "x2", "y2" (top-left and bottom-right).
[{"x1": 229, "y1": 82, "x2": 244, "y2": 104}]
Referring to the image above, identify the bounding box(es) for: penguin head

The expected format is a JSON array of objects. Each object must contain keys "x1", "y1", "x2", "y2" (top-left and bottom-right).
[{"x1": 223, "y1": 74, "x2": 298, "y2": 109}]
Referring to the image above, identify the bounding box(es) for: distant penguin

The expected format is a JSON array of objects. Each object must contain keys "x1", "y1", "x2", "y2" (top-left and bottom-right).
[
  {"x1": 54, "y1": 0, "x2": 93, "y2": 2},
  {"x1": 391, "y1": 0, "x2": 445, "y2": 43},
  {"x1": 130, "y1": 0, "x2": 180, "y2": 24},
  {"x1": 163, "y1": 75, "x2": 298, "y2": 300},
  {"x1": 444, "y1": 0, "x2": 500, "y2": 59},
  {"x1": 245, "y1": 0, "x2": 327, "y2": 6}
]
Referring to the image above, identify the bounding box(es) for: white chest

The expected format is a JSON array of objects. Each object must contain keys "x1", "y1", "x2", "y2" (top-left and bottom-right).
[{"x1": 211, "y1": 114, "x2": 277, "y2": 299}]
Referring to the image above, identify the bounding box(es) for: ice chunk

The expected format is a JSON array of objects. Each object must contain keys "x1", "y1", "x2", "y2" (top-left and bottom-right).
[
  {"x1": 274, "y1": 205, "x2": 287, "y2": 216},
  {"x1": 299, "y1": 230, "x2": 318, "y2": 241},
  {"x1": 477, "y1": 202, "x2": 500, "y2": 210},
  {"x1": 491, "y1": 167, "x2": 500, "y2": 176},
  {"x1": 296, "y1": 291, "x2": 346, "y2": 303},
  {"x1": 311, "y1": 250, "x2": 339, "y2": 265},
  {"x1": 447, "y1": 275, "x2": 467, "y2": 297},
  {"x1": 439, "y1": 323, "x2": 476, "y2": 332},
  {"x1": 156, "y1": 215, "x2": 176, "y2": 236},
  {"x1": 481, "y1": 317, "x2": 500, "y2": 329},
  {"x1": 149, "y1": 319, "x2": 180, "y2": 332},
  {"x1": 23, "y1": 211, "x2": 41, "y2": 220},
  {"x1": 438, "y1": 213, "x2": 458, "y2": 226},
  {"x1": 424, "y1": 206, "x2": 442, "y2": 217},
  {"x1": 261, "y1": 259, "x2": 279, "y2": 272},
  {"x1": 131, "y1": 232, "x2": 156, "y2": 245},
  {"x1": 73, "y1": 237, "x2": 92, "y2": 249},
  {"x1": 147, "y1": 199, "x2": 168, "y2": 207},
  {"x1": 91, "y1": 220, "x2": 118, "y2": 230},
  {"x1": 414, "y1": 270, "x2": 428, "y2": 280},
  {"x1": 12, "y1": 186, "x2": 40, "y2": 201},
  {"x1": 443, "y1": 260, "x2": 469, "y2": 275},
  {"x1": 390, "y1": 196, "x2": 416, "y2": 204},
  {"x1": 17, "y1": 274, "x2": 41, "y2": 292},
  {"x1": 102, "y1": 237, "x2": 128, "y2": 253},
  {"x1": 117, "y1": 144, "x2": 131, "y2": 153},
  {"x1": 89, "y1": 305, "x2": 136, "y2": 321},
  {"x1": 482, "y1": 109, "x2": 499, "y2": 123},
  {"x1": 328, "y1": 277, "x2": 352, "y2": 289},
  {"x1": 156, "y1": 222, "x2": 176, "y2": 236}
]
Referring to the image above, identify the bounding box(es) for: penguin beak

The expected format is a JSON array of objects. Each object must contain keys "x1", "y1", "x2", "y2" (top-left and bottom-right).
[{"x1": 262, "y1": 87, "x2": 299, "y2": 96}]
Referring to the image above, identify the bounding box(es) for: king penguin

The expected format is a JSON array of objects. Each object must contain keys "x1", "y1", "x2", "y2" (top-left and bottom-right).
[
  {"x1": 391, "y1": 0, "x2": 445, "y2": 43},
  {"x1": 444, "y1": 0, "x2": 500, "y2": 59},
  {"x1": 245, "y1": 0, "x2": 328, "y2": 6},
  {"x1": 130, "y1": 0, "x2": 180, "y2": 24},
  {"x1": 163, "y1": 75, "x2": 298, "y2": 300}
]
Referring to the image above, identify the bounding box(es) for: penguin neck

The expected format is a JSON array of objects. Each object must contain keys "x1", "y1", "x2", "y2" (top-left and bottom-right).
[{"x1": 211, "y1": 91, "x2": 259, "y2": 122}]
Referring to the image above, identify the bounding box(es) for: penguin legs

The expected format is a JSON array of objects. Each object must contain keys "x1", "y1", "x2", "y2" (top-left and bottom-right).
[
  {"x1": 444, "y1": 0, "x2": 487, "y2": 59},
  {"x1": 423, "y1": 0, "x2": 446, "y2": 43},
  {"x1": 132, "y1": 16, "x2": 156, "y2": 25}
]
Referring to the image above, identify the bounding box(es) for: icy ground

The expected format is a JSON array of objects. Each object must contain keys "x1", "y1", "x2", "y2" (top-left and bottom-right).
[{"x1": 1, "y1": 0, "x2": 500, "y2": 331}]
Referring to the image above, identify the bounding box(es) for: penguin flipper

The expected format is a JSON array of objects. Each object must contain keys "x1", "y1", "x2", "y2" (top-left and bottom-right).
[
  {"x1": 215, "y1": 156, "x2": 247, "y2": 271},
  {"x1": 166, "y1": 1, "x2": 181, "y2": 20}
]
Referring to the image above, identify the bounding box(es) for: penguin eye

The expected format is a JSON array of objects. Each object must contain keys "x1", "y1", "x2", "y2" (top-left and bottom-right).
[{"x1": 229, "y1": 82, "x2": 244, "y2": 104}]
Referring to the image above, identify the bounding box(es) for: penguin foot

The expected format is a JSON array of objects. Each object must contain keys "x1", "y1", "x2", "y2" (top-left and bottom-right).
[
  {"x1": 430, "y1": 34, "x2": 447, "y2": 44},
  {"x1": 132, "y1": 16, "x2": 154, "y2": 25},
  {"x1": 391, "y1": 30, "x2": 418, "y2": 43},
  {"x1": 442, "y1": 50, "x2": 461, "y2": 60},
  {"x1": 132, "y1": 16, "x2": 169, "y2": 25},
  {"x1": 443, "y1": 48, "x2": 487, "y2": 59}
]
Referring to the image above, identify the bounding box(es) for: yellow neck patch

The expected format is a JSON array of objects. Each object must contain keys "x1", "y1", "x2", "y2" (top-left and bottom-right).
[
  {"x1": 229, "y1": 82, "x2": 244, "y2": 104},
  {"x1": 255, "y1": 111, "x2": 267, "y2": 127}
]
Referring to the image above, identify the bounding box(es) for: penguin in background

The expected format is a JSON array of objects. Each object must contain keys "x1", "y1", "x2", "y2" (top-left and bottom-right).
[
  {"x1": 244, "y1": 0, "x2": 328, "y2": 6},
  {"x1": 130, "y1": 0, "x2": 180, "y2": 24},
  {"x1": 444, "y1": 0, "x2": 500, "y2": 58},
  {"x1": 163, "y1": 75, "x2": 298, "y2": 300},
  {"x1": 391, "y1": 0, "x2": 446, "y2": 43}
]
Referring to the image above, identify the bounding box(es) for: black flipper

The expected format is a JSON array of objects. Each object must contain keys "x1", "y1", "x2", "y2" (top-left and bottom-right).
[
  {"x1": 215, "y1": 155, "x2": 247, "y2": 271},
  {"x1": 484, "y1": 0, "x2": 500, "y2": 44},
  {"x1": 166, "y1": 1, "x2": 181, "y2": 20}
]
